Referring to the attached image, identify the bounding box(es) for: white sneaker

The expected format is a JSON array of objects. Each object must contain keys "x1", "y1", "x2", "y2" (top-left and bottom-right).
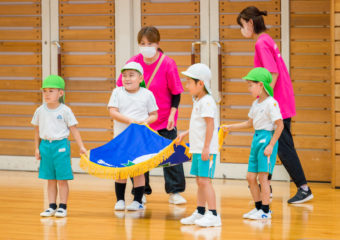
[
  {"x1": 55, "y1": 208, "x2": 67, "y2": 218},
  {"x1": 126, "y1": 201, "x2": 144, "y2": 211},
  {"x1": 194, "y1": 211, "x2": 222, "y2": 227},
  {"x1": 180, "y1": 210, "x2": 204, "y2": 225},
  {"x1": 114, "y1": 200, "x2": 125, "y2": 211},
  {"x1": 243, "y1": 208, "x2": 258, "y2": 219},
  {"x1": 142, "y1": 195, "x2": 147, "y2": 204},
  {"x1": 248, "y1": 209, "x2": 271, "y2": 220},
  {"x1": 40, "y1": 208, "x2": 56, "y2": 217},
  {"x1": 169, "y1": 193, "x2": 187, "y2": 205}
]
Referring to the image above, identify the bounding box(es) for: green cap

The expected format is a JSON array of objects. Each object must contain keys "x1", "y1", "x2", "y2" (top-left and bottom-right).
[
  {"x1": 42, "y1": 75, "x2": 65, "y2": 90},
  {"x1": 243, "y1": 68, "x2": 273, "y2": 97}
]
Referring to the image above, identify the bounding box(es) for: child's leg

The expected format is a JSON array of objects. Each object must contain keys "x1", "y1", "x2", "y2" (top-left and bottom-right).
[
  {"x1": 247, "y1": 172, "x2": 261, "y2": 202},
  {"x1": 47, "y1": 180, "x2": 58, "y2": 209},
  {"x1": 196, "y1": 177, "x2": 206, "y2": 214},
  {"x1": 58, "y1": 180, "x2": 69, "y2": 208},
  {"x1": 258, "y1": 172, "x2": 270, "y2": 213},
  {"x1": 197, "y1": 177, "x2": 217, "y2": 215},
  {"x1": 132, "y1": 174, "x2": 145, "y2": 204},
  {"x1": 115, "y1": 179, "x2": 127, "y2": 201}
]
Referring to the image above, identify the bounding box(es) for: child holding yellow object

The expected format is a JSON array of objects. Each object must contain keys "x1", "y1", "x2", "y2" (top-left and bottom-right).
[{"x1": 223, "y1": 68, "x2": 283, "y2": 220}]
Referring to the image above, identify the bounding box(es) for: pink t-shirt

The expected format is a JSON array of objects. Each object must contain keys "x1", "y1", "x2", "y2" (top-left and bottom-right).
[
  {"x1": 117, "y1": 52, "x2": 184, "y2": 130},
  {"x1": 254, "y1": 33, "x2": 296, "y2": 119}
]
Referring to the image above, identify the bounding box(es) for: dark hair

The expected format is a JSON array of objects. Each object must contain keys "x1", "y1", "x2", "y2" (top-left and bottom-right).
[
  {"x1": 237, "y1": 6, "x2": 267, "y2": 34},
  {"x1": 137, "y1": 26, "x2": 163, "y2": 53},
  {"x1": 191, "y1": 78, "x2": 208, "y2": 94}
]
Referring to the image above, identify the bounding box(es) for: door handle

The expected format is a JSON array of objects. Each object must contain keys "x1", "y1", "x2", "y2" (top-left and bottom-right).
[
  {"x1": 52, "y1": 41, "x2": 61, "y2": 76},
  {"x1": 191, "y1": 41, "x2": 206, "y2": 64}
]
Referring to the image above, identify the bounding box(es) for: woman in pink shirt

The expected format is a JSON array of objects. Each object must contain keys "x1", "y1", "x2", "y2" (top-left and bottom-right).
[
  {"x1": 237, "y1": 6, "x2": 313, "y2": 204},
  {"x1": 116, "y1": 26, "x2": 186, "y2": 205}
]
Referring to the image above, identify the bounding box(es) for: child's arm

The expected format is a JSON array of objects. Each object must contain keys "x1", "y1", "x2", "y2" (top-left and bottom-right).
[
  {"x1": 176, "y1": 130, "x2": 189, "y2": 144},
  {"x1": 69, "y1": 125, "x2": 87, "y2": 155},
  {"x1": 264, "y1": 119, "x2": 284, "y2": 156},
  {"x1": 34, "y1": 126, "x2": 41, "y2": 160},
  {"x1": 222, "y1": 119, "x2": 253, "y2": 132},
  {"x1": 139, "y1": 111, "x2": 158, "y2": 125},
  {"x1": 109, "y1": 107, "x2": 135, "y2": 124},
  {"x1": 202, "y1": 117, "x2": 214, "y2": 161}
]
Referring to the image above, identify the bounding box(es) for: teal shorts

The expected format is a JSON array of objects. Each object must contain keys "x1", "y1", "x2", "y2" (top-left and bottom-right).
[
  {"x1": 39, "y1": 139, "x2": 74, "y2": 180},
  {"x1": 190, "y1": 153, "x2": 217, "y2": 179},
  {"x1": 248, "y1": 130, "x2": 278, "y2": 174}
]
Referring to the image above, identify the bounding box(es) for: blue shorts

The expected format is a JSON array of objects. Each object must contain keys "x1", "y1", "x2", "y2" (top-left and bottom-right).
[
  {"x1": 248, "y1": 130, "x2": 278, "y2": 174},
  {"x1": 39, "y1": 139, "x2": 74, "y2": 180},
  {"x1": 190, "y1": 153, "x2": 217, "y2": 179}
]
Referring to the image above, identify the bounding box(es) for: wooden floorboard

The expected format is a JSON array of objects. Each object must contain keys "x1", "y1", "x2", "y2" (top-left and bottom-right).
[{"x1": 0, "y1": 171, "x2": 339, "y2": 240}]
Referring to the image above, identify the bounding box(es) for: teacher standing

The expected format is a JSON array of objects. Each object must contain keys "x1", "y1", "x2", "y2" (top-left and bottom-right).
[{"x1": 116, "y1": 26, "x2": 186, "y2": 205}]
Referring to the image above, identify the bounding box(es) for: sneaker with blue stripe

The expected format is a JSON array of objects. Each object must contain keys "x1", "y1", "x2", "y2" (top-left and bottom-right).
[
  {"x1": 248, "y1": 209, "x2": 272, "y2": 220},
  {"x1": 126, "y1": 201, "x2": 144, "y2": 211}
]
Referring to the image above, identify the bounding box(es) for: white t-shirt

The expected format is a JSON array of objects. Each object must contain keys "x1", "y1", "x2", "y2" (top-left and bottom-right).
[
  {"x1": 31, "y1": 103, "x2": 78, "y2": 140},
  {"x1": 189, "y1": 94, "x2": 219, "y2": 154},
  {"x1": 248, "y1": 97, "x2": 282, "y2": 131},
  {"x1": 108, "y1": 87, "x2": 158, "y2": 137}
]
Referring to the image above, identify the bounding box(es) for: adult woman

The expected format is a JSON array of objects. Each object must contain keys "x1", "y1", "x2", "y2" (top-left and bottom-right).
[
  {"x1": 116, "y1": 26, "x2": 186, "y2": 204},
  {"x1": 236, "y1": 6, "x2": 313, "y2": 204}
]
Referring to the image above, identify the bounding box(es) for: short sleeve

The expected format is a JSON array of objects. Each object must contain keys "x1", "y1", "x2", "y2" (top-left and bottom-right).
[
  {"x1": 255, "y1": 43, "x2": 278, "y2": 73},
  {"x1": 166, "y1": 58, "x2": 184, "y2": 95},
  {"x1": 268, "y1": 100, "x2": 282, "y2": 122},
  {"x1": 108, "y1": 88, "x2": 119, "y2": 108},
  {"x1": 200, "y1": 98, "x2": 215, "y2": 118},
  {"x1": 31, "y1": 108, "x2": 39, "y2": 125},
  {"x1": 146, "y1": 91, "x2": 159, "y2": 113},
  {"x1": 65, "y1": 107, "x2": 78, "y2": 127},
  {"x1": 248, "y1": 102, "x2": 255, "y2": 119}
]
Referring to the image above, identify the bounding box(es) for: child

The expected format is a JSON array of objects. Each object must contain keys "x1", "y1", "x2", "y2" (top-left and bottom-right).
[
  {"x1": 177, "y1": 63, "x2": 221, "y2": 227},
  {"x1": 223, "y1": 68, "x2": 283, "y2": 220},
  {"x1": 31, "y1": 75, "x2": 87, "y2": 218},
  {"x1": 108, "y1": 62, "x2": 158, "y2": 211},
  {"x1": 237, "y1": 6, "x2": 313, "y2": 204}
]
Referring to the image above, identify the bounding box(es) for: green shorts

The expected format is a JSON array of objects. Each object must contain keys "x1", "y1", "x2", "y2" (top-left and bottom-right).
[
  {"x1": 248, "y1": 130, "x2": 278, "y2": 174},
  {"x1": 190, "y1": 153, "x2": 217, "y2": 179},
  {"x1": 39, "y1": 139, "x2": 73, "y2": 180}
]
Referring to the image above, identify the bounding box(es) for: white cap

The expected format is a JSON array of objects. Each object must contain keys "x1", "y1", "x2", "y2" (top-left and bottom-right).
[
  {"x1": 121, "y1": 62, "x2": 144, "y2": 75},
  {"x1": 181, "y1": 63, "x2": 212, "y2": 94}
]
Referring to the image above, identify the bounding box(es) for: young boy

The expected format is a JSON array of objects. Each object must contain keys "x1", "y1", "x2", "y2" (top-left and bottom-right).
[
  {"x1": 32, "y1": 75, "x2": 87, "y2": 218},
  {"x1": 108, "y1": 62, "x2": 158, "y2": 211},
  {"x1": 177, "y1": 63, "x2": 221, "y2": 227},
  {"x1": 223, "y1": 68, "x2": 283, "y2": 220}
]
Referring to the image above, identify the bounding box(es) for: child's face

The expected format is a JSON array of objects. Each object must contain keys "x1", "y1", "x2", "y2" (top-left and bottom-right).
[
  {"x1": 42, "y1": 88, "x2": 63, "y2": 104},
  {"x1": 185, "y1": 77, "x2": 205, "y2": 97},
  {"x1": 240, "y1": 18, "x2": 254, "y2": 38},
  {"x1": 247, "y1": 80, "x2": 263, "y2": 98},
  {"x1": 122, "y1": 70, "x2": 143, "y2": 93}
]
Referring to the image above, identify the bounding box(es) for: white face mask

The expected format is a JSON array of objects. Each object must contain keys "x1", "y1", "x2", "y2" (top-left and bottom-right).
[{"x1": 139, "y1": 46, "x2": 157, "y2": 58}]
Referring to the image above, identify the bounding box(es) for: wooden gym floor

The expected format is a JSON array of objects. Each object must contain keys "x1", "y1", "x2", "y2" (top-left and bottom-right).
[{"x1": 0, "y1": 170, "x2": 340, "y2": 240}]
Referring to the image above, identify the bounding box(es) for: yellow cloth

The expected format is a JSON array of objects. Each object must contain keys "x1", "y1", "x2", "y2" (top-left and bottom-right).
[{"x1": 218, "y1": 126, "x2": 228, "y2": 150}]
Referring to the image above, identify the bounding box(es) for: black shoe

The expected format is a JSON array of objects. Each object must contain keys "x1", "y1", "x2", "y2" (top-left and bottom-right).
[{"x1": 288, "y1": 188, "x2": 314, "y2": 204}]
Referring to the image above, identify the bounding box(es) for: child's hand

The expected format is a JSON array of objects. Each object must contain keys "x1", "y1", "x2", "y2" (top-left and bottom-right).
[
  {"x1": 201, "y1": 147, "x2": 210, "y2": 161},
  {"x1": 222, "y1": 125, "x2": 229, "y2": 132},
  {"x1": 264, "y1": 144, "x2": 273, "y2": 157},
  {"x1": 175, "y1": 133, "x2": 186, "y2": 145},
  {"x1": 79, "y1": 146, "x2": 87, "y2": 155},
  {"x1": 35, "y1": 148, "x2": 40, "y2": 160}
]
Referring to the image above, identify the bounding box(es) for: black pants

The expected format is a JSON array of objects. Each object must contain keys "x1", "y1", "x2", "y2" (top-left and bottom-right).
[
  {"x1": 276, "y1": 118, "x2": 307, "y2": 187},
  {"x1": 132, "y1": 128, "x2": 186, "y2": 195}
]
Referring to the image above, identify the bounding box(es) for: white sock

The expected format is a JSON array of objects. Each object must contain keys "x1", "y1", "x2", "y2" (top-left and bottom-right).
[{"x1": 300, "y1": 185, "x2": 309, "y2": 191}]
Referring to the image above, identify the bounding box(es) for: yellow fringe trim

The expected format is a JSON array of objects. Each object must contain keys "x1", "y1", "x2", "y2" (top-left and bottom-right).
[{"x1": 80, "y1": 141, "x2": 192, "y2": 180}]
